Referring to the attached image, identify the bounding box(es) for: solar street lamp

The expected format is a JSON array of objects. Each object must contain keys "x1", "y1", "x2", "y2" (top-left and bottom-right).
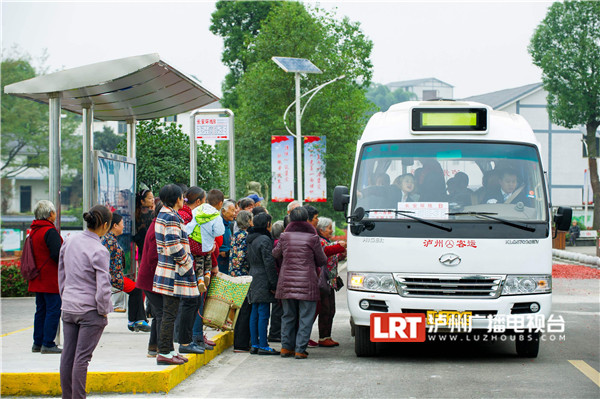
[{"x1": 272, "y1": 57, "x2": 322, "y2": 204}]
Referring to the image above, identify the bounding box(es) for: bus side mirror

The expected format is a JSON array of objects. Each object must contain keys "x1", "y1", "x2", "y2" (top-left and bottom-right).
[
  {"x1": 333, "y1": 186, "x2": 350, "y2": 212},
  {"x1": 553, "y1": 206, "x2": 572, "y2": 231}
]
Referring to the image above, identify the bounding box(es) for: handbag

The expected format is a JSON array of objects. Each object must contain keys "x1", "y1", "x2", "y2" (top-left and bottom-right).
[
  {"x1": 318, "y1": 267, "x2": 331, "y2": 294},
  {"x1": 334, "y1": 276, "x2": 344, "y2": 292}
]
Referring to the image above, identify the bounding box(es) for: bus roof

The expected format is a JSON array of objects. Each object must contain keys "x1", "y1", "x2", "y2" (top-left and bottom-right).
[{"x1": 361, "y1": 100, "x2": 539, "y2": 147}]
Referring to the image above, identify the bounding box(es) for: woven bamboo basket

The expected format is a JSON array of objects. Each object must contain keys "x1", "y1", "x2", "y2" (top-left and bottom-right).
[{"x1": 203, "y1": 273, "x2": 252, "y2": 331}]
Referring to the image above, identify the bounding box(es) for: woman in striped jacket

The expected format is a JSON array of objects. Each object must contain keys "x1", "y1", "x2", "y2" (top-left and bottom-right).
[{"x1": 153, "y1": 184, "x2": 199, "y2": 365}]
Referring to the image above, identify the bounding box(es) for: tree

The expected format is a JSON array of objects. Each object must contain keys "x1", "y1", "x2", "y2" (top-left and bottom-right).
[
  {"x1": 366, "y1": 83, "x2": 416, "y2": 113},
  {"x1": 114, "y1": 119, "x2": 227, "y2": 194},
  {"x1": 1, "y1": 56, "x2": 81, "y2": 180},
  {"x1": 231, "y1": 2, "x2": 374, "y2": 222},
  {"x1": 529, "y1": 1, "x2": 600, "y2": 228},
  {"x1": 94, "y1": 126, "x2": 124, "y2": 153},
  {"x1": 210, "y1": 1, "x2": 283, "y2": 109}
]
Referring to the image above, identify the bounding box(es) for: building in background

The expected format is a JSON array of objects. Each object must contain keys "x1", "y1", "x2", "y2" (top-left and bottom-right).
[{"x1": 386, "y1": 77, "x2": 454, "y2": 100}]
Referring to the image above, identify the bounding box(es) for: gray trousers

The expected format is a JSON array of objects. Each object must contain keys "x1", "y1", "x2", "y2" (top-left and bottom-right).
[
  {"x1": 60, "y1": 311, "x2": 107, "y2": 399},
  {"x1": 281, "y1": 299, "x2": 317, "y2": 354}
]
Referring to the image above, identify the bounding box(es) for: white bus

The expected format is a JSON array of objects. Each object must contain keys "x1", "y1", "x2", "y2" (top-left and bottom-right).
[{"x1": 333, "y1": 100, "x2": 572, "y2": 357}]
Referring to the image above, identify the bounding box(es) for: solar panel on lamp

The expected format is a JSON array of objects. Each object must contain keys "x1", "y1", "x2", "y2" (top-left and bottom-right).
[{"x1": 272, "y1": 57, "x2": 322, "y2": 74}]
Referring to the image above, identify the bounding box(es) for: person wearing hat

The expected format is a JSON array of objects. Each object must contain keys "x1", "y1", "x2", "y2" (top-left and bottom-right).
[{"x1": 248, "y1": 194, "x2": 264, "y2": 208}]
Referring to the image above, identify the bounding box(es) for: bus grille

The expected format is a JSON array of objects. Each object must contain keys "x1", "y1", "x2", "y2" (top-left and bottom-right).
[{"x1": 393, "y1": 274, "x2": 504, "y2": 299}]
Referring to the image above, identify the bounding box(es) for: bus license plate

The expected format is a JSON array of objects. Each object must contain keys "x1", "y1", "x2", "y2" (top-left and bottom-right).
[{"x1": 426, "y1": 311, "x2": 472, "y2": 327}]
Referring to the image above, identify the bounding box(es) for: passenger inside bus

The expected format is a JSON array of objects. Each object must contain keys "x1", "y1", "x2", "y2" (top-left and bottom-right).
[
  {"x1": 393, "y1": 174, "x2": 420, "y2": 202},
  {"x1": 416, "y1": 159, "x2": 448, "y2": 202},
  {"x1": 447, "y1": 172, "x2": 473, "y2": 206},
  {"x1": 484, "y1": 167, "x2": 532, "y2": 206},
  {"x1": 473, "y1": 169, "x2": 500, "y2": 205}
]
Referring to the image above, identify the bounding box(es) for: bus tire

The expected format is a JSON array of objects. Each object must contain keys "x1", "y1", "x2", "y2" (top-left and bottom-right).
[
  {"x1": 516, "y1": 331, "x2": 540, "y2": 358},
  {"x1": 355, "y1": 325, "x2": 376, "y2": 357}
]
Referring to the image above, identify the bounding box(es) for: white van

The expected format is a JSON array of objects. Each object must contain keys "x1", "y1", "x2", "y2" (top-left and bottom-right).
[{"x1": 333, "y1": 100, "x2": 572, "y2": 358}]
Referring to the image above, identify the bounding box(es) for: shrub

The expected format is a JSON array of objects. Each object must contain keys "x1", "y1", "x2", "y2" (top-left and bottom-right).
[{"x1": 1, "y1": 260, "x2": 32, "y2": 297}]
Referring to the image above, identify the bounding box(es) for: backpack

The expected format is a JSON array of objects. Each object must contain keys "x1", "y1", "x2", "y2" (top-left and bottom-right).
[{"x1": 20, "y1": 235, "x2": 40, "y2": 281}]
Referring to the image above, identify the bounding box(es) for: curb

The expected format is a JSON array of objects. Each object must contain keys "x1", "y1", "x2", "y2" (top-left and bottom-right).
[
  {"x1": 552, "y1": 249, "x2": 600, "y2": 268},
  {"x1": 1, "y1": 331, "x2": 233, "y2": 396}
]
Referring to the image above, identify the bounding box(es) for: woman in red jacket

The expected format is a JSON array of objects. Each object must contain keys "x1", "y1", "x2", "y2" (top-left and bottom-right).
[
  {"x1": 316, "y1": 217, "x2": 346, "y2": 347},
  {"x1": 29, "y1": 200, "x2": 63, "y2": 354}
]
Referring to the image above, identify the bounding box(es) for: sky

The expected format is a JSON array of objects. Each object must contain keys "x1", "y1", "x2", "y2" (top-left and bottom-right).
[{"x1": 1, "y1": 0, "x2": 554, "y2": 99}]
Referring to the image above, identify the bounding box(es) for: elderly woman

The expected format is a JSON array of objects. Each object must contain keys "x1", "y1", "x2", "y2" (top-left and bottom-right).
[
  {"x1": 59, "y1": 205, "x2": 113, "y2": 399},
  {"x1": 316, "y1": 217, "x2": 347, "y2": 347},
  {"x1": 272, "y1": 207, "x2": 327, "y2": 359},
  {"x1": 29, "y1": 200, "x2": 63, "y2": 354}
]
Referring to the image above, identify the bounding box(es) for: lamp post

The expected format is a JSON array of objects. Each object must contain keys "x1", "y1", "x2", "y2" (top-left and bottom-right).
[{"x1": 272, "y1": 57, "x2": 344, "y2": 205}]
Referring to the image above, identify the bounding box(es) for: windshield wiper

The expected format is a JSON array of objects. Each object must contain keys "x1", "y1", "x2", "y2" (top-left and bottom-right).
[
  {"x1": 366, "y1": 209, "x2": 452, "y2": 232},
  {"x1": 447, "y1": 212, "x2": 536, "y2": 232}
]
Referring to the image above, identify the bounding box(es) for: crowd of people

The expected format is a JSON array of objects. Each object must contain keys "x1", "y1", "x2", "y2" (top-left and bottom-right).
[{"x1": 26, "y1": 185, "x2": 347, "y2": 397}]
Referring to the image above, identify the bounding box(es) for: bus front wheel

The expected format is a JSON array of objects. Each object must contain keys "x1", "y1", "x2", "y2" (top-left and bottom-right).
[
  {"x1": 355, "y1": 325, "x2": 377, "y2": 357},
  {"x1": 515, "y1": 332, "x2": 540, "y2": 358}
]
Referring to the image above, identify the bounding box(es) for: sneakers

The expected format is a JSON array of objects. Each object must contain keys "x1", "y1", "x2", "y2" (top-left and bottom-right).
[
  {"x1": 280, "y1": 348, "x2": 294, "y2": 358},
  {"x1": 307, "y1": 339, "x2": 319, "y2": 348},
  {"x1": 32, "y1": 344, "x2": 41, "y2": 353},
  {"x1": 318, "y1": 338, "x2": 338, "y2": 347},
  {"x1": 157, "y1": 354, "x2": 184, "y2": 365},
  {"x1": 128, "y1": 320, "x2": 151, "y2": 332},
  {"x1": 250, "y1": 346, "x2": 259, "y2": 355},
  {"x1": 258, "y1": 346, "x2": 280, "y2": 355},
  {"x1": 179, "y1": 342, "x2": 205, "y2": 354},
  {"x1": 41, "y1": 345, "x2": 62, "y2": 354},
  {"x1": 295, "y1": 351, "x2": 309, "y2": 359}
]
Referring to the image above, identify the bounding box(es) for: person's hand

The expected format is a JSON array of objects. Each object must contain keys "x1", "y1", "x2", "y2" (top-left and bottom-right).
[
  {"x1": 211, "y1": 266, "x2": 219, "y2": 276},
  {"x1": 339, "y1": 240, "x2": 347, "y2": 248},
  {"x1": 270, "y1": 290, "x2": 276, "y2": 295},
  {"x1": 219, "y1": 251, "x2": 226, "y2": 257}
]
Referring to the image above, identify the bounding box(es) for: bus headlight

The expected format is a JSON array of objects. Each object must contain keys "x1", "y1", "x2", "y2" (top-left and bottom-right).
[
  {"x1": 348, "y1": 272, "x2": 397, "y2": 294},
  {"x1": 501, "y1": 275, "x2": 552, "y2": 295}
]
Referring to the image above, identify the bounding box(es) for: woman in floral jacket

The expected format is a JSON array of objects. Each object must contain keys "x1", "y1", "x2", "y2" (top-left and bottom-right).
[
  {"x1": 229, "y1": 210, "x2": 254, "y2": 352},
  {"x1": 316, "y1": 217, "x2": 346, "y2": 348},
  {"x1": 101, "y1": 212, "x2": 149, "y2": 332}
]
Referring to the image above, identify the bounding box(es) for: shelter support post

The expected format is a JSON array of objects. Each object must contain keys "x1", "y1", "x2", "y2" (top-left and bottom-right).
[
  {"x1": 127, "y1": 119, "x2": 136, "y2": 159},
  {"x1": 49, "y1": 93, "x2": 62, "y2": 231},
  {"x1": 82, "y1": 106, "x2": 94, "y2": 216},
  {"x1": 295, "y1": 72, "x2": 303, "y2": 205},
  {"x1": 190, "y1": 114, "x2": 197, "y2": 187},
  {"x1": 226, "y1": 110, "x2": 235, "y2": 198}
]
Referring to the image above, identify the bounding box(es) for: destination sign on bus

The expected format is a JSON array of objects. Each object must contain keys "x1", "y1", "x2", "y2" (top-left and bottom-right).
[{"x1": 411, "y1": 107, "x2": 488, "y2": 133}]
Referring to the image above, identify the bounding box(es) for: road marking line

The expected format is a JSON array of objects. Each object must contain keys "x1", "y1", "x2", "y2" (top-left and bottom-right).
[
  {"x1": 569, "y1": 360, "x2": 600, "y2": 387},
  {"x1": 0, "y1": 325, "x2": 33, "y2": 338}
]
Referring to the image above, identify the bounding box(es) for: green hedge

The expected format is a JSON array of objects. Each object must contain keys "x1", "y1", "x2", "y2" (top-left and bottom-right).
[{"x1": 1, "y1": 260, "x2": 32, "y2": 297}]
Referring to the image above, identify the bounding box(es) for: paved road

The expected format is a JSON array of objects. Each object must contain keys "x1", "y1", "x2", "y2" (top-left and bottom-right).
[{"x1": 9, "y1": 269, "x2": 599, "y2": 399}]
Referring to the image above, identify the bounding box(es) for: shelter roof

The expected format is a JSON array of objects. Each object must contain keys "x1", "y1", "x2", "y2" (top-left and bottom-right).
[
  {"x1": 3, "y1": 53, "x2": 219, "y2": 121},
  {"x1": 463, "y1": 82, "x2": 543, "y2": 109}
]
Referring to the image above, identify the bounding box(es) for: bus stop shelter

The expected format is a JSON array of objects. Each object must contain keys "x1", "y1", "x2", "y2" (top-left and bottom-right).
[{"x1": 4, "y1": 53, "x2": 219, "y2": 229}]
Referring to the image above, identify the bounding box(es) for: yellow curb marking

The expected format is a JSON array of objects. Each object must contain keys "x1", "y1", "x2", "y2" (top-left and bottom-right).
[
  {"x1": 569, "y1": 360, "x2": 600, "y2": 387},
  {"x1": 0, "y1": 325, "x2": 33, "y2": 338},
  {"x1": 0, "y1": 331, "x2": 233, "y2": 396}
]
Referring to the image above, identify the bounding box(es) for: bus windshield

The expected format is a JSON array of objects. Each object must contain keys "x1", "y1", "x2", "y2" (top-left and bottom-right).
[{"x1": 353, "y1": 142, "x2": 547, "y2": 222}]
